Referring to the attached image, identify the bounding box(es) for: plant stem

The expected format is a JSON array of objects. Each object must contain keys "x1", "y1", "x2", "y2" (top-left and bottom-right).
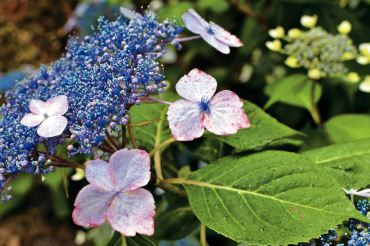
[
  {"x1": 175, "y1": 35, "x2": 201, "y2": 43},
  {"x1": 227, "y1": 0, "x2": 267, "y2": 30},
  {"x1": 105, "y1": 130, "x2": 119, "y2": 150},
  {"x1": 127, "y1": 115, "x2": 138, "y2": 149},
  {"x1": 158, "y1": 181, "x2": 187, "y2": 197},
  {"x1": 121, "y1": 235, "x2": 127, "y2": 246},
  {"x1": 150, "y1": 137, "x2": 175, "y2": 156},
  {"x1": 200, "y1": 224, "x2": 207, "y2": 246},
  {"x1": 143, "y1": 96, "x2": 172, "y2": 105},
  {"x1": 310, "y1": 80, "x2": 322, "y2": 126},
  {"x1": 121, "y1": 125, "x2": 126, "y2": 148}
]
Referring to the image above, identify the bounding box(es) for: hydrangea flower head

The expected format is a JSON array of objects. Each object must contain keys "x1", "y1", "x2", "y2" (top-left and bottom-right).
[
  {"x1": 20, "y1": 95, "x2": 68, "y2": 138},
  {"x1": 0, "y1": 13, "x2": 182, "y2": 200},
  {"x1": 182, "y1": 9, "x2": 243, "y2": 54},
  {"x1": 72, "y1": 149, "x2": 155, "y2": 236},
  {"x1": 167, "y1": 69, "x2": 250, "y2": 141}
]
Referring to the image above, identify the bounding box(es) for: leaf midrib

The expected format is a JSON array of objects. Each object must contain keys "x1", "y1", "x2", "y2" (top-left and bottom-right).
[
  {"x1": 181, "y1": 178, "x2": 355, "y2": 218},
  {"x1": 308, "y1": 150, "x2": 370, "y2": 165}
]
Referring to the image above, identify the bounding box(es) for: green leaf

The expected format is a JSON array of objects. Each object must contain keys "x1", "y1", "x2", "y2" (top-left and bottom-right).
[
  {"x1": 43, "y1": 168, "x2": 73, "y2": 218},
  {"x1": 154, "y1": 207, "x2": 199, "y2": 240},
  {"x1": 325, "y1": 114, "x2": 370, "y2": 143},
  {"x1": 130, "y1": 92, "x2": 176, "y2": 151},
  {"x1": 302, "y1": 138, "x2": 370, "y2": 189},
  {"x1": 197, "y1": 0, "x2": 229, "y2": 13},
  {"x1": 181, "y1": 151, "x2": 362, "y2": 245},
  {"x1": 265, "y1": 74, "x2": 322, "y2": 111},
  {"x1": 209, "y1": 101, "x2": 300, "y2": 150},
  {"x1": 158, "y1": 1, "x2": 193, "y2": 21}
]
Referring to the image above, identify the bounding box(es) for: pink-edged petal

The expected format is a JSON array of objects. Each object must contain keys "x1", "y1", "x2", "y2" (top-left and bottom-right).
[
  {"x1": 210, "y1": 22, "x2": 244, "y2": 47},
  {"x1": 200, "y1": 33, "x2": 231, "y2": 54},
  {"x1": 204, "y1": 90, "x2": 250, "y2": 135},
  {"x1": 176, "y1": 68, "x2": 217, "y2": 102},
  {"x1": 29, "y1": 99, "x2": 47, "y2": 115},
  {"x1": 182, "y1": 9, "x2": 208, "y2": 35},
  {"x1": 72, "y1": 185, "x2": 114, "y2": 227},
  {"x1": 46, "y1": 95, "x2": 68, "y2": 116},
  {"x1": 107, "y1": 188, "x2": 155, "y2": 236},
  {"x1": 167, "y1": 99, "x2": 205, "y2": 141},
  {"x1": 20, "y1": 113, "x2": 44, "y2": 127},
  {"x1": 85, "y1": 159, "x2": 115, "y2": 192},
  {"x1": 37, "y1": 115, "x2": 68, "y2": 138},
  {"x1": 108, "y1": 149, "x2": 151, "y2": 191}
]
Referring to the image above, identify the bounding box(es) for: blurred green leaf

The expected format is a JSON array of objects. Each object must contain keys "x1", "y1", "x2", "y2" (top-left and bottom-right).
[
  {"x1": 0, "y1": 175, "x2": 33, "y2": 217},
  {"x1": 43, "y1": 168, "x2": 73, "y2": 218},
  {"x1": 325, "y1": 114, "x2": 370, "y2": 143},
  {"x1": 197, "y1": 0, "x2": 229, "y2": 13},
  {"x1": 265, "y1": 74, "x2": 322, "y2": 111},
  {"x1": 154, "y1": 207, "x2": 199, "y2": 240},
  {"x1": 158, "y1": 1, "x2": 193, "y2": 21}
]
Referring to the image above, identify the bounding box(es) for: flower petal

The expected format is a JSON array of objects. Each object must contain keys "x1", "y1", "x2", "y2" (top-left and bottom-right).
[
  {"x1": 200, "y1": 33, "x2": 231, "y2": 54},
  {"x1": 182, "y1": 9, "x2": 208, "y2": 35},
  {"x1": 107, "y1": 188, "x2": 155, "y2": 236},
  {"x1": 210, "y1": 22, "x2": 243, "y2": 47},
  {"x1": 85, "y1": 159, "x2": 115, "y2": 191},
  {"x1": 46, "y1": 95, "x2": 68, "y2": 116},
  {"x1": 20, "y1": 113, "x2": 44, "y2": 127},
  {"x1": 37, "y1": 115, "x2": 68, "y2": 138},
  {"x1": 176, "y1": 68, "x2": 217, "y2": 102},
  {"x1": 72, "y1": 185, "x2": 114, "y2": 227},
  {"x1": 29, "y1": 99, "x2": 47, "y2": 115},
  {"x1": 108, "y1": 149, "x2": 151, "y2": 191},
  {"x1": 204, "y1": 90, "x2": 250, "y2": 135},
  {"x1": 167, "y1": 99, "x2": 205, "y2": 141}
]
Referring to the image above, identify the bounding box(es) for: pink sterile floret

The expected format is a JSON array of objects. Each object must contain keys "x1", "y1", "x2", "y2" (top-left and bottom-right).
[
  {"x1": 72, "y1": 148, "x2": 155, "y2": 236},
  {"x1": 167, "y1": 68, "x2": 250, "y2": 141},
  {"x1": 20, "y1": 95, "x2": 69, "y2": 138},
  {"x1": 182, "y1": 9, "x2": 243, "y2": 54}
]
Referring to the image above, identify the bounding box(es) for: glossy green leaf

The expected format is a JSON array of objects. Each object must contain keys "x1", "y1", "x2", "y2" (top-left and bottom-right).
[
  {"x1": 302, "y1": 138, "x2": 370, "y2": 189},
  {"x1": 325, "y1": 114, "x2": 370, "y2": 143},
  {"x1": 154, "y1": 207, "x2": 199, "y2": 240},
  {"x1": 209, "y1": 100, "x2": 300, "y2": 150},
  {"x1": 265, "y1": 74, "x2": 322, "y2": 111},
  {"x1": 182, "y1": 151, "x2": 362, "y2": 245}
]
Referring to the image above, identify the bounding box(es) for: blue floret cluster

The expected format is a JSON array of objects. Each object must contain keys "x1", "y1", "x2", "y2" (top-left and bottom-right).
[
  {"x1": 318, "y1": 199, "x2": 370, "y2": 246},
  {"x1": 0, "y1": 13, "x2": 182, "y2": 201}
]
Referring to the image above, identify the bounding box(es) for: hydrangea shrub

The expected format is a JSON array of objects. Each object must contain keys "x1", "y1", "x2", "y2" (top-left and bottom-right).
[{"x1": 0, "y1": 7, "x2": 369, "y2": 246}]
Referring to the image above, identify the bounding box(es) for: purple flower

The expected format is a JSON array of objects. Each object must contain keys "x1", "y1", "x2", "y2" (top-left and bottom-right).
[
  {"x1": 20, "y1": 95, "x2": 68, "y2": 138},
  {"x1": 167, "y1": 69, "x2": 250, "y2": 141},
  {"x1": 72, "y1": 149, "x2": 155, "y2": 236},
  {"x1": 182, "y1": 9, "x2": 243, "y2": 54}
]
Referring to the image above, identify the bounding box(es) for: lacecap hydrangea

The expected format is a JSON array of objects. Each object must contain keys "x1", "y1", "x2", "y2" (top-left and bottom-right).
[{"x1": 0, "y1": 13, "x2": 182, "y2": 201}]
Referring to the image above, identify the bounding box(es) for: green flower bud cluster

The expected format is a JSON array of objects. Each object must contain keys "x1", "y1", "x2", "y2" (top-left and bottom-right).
[{"x1": 266, "y1": 16, "x2": 358, "y2": 80}]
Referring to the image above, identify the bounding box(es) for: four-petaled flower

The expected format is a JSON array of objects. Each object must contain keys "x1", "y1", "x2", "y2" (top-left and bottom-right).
[
  {"x1": 20, "y1": 95, "x2": 68, "y2": 138},
  {"x1": 182, "y1": 9, "x2": 243, "y2": 54},
  {"x1": 167, "y1": 68, "x2": 250, "y2": 141},
  {"x1": 72, "y1": 149, "x2": 155, "y2": 236}
]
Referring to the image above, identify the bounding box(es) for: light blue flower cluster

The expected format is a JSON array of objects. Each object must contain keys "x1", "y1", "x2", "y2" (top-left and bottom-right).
[{"x1": 0, "y1": 13, "x2": 182, "y2": 201}]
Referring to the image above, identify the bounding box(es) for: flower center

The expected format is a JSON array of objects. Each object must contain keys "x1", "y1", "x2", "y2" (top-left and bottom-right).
[
  {"x1": 207, "y1": 26, "x2": 215, "y2": 35},
  {"x1": 43, "y1": 113, "x2": 49, "y2": 119},
  {"x1": 199, "y1": 97, "x2": 210, "y2": 113}
]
